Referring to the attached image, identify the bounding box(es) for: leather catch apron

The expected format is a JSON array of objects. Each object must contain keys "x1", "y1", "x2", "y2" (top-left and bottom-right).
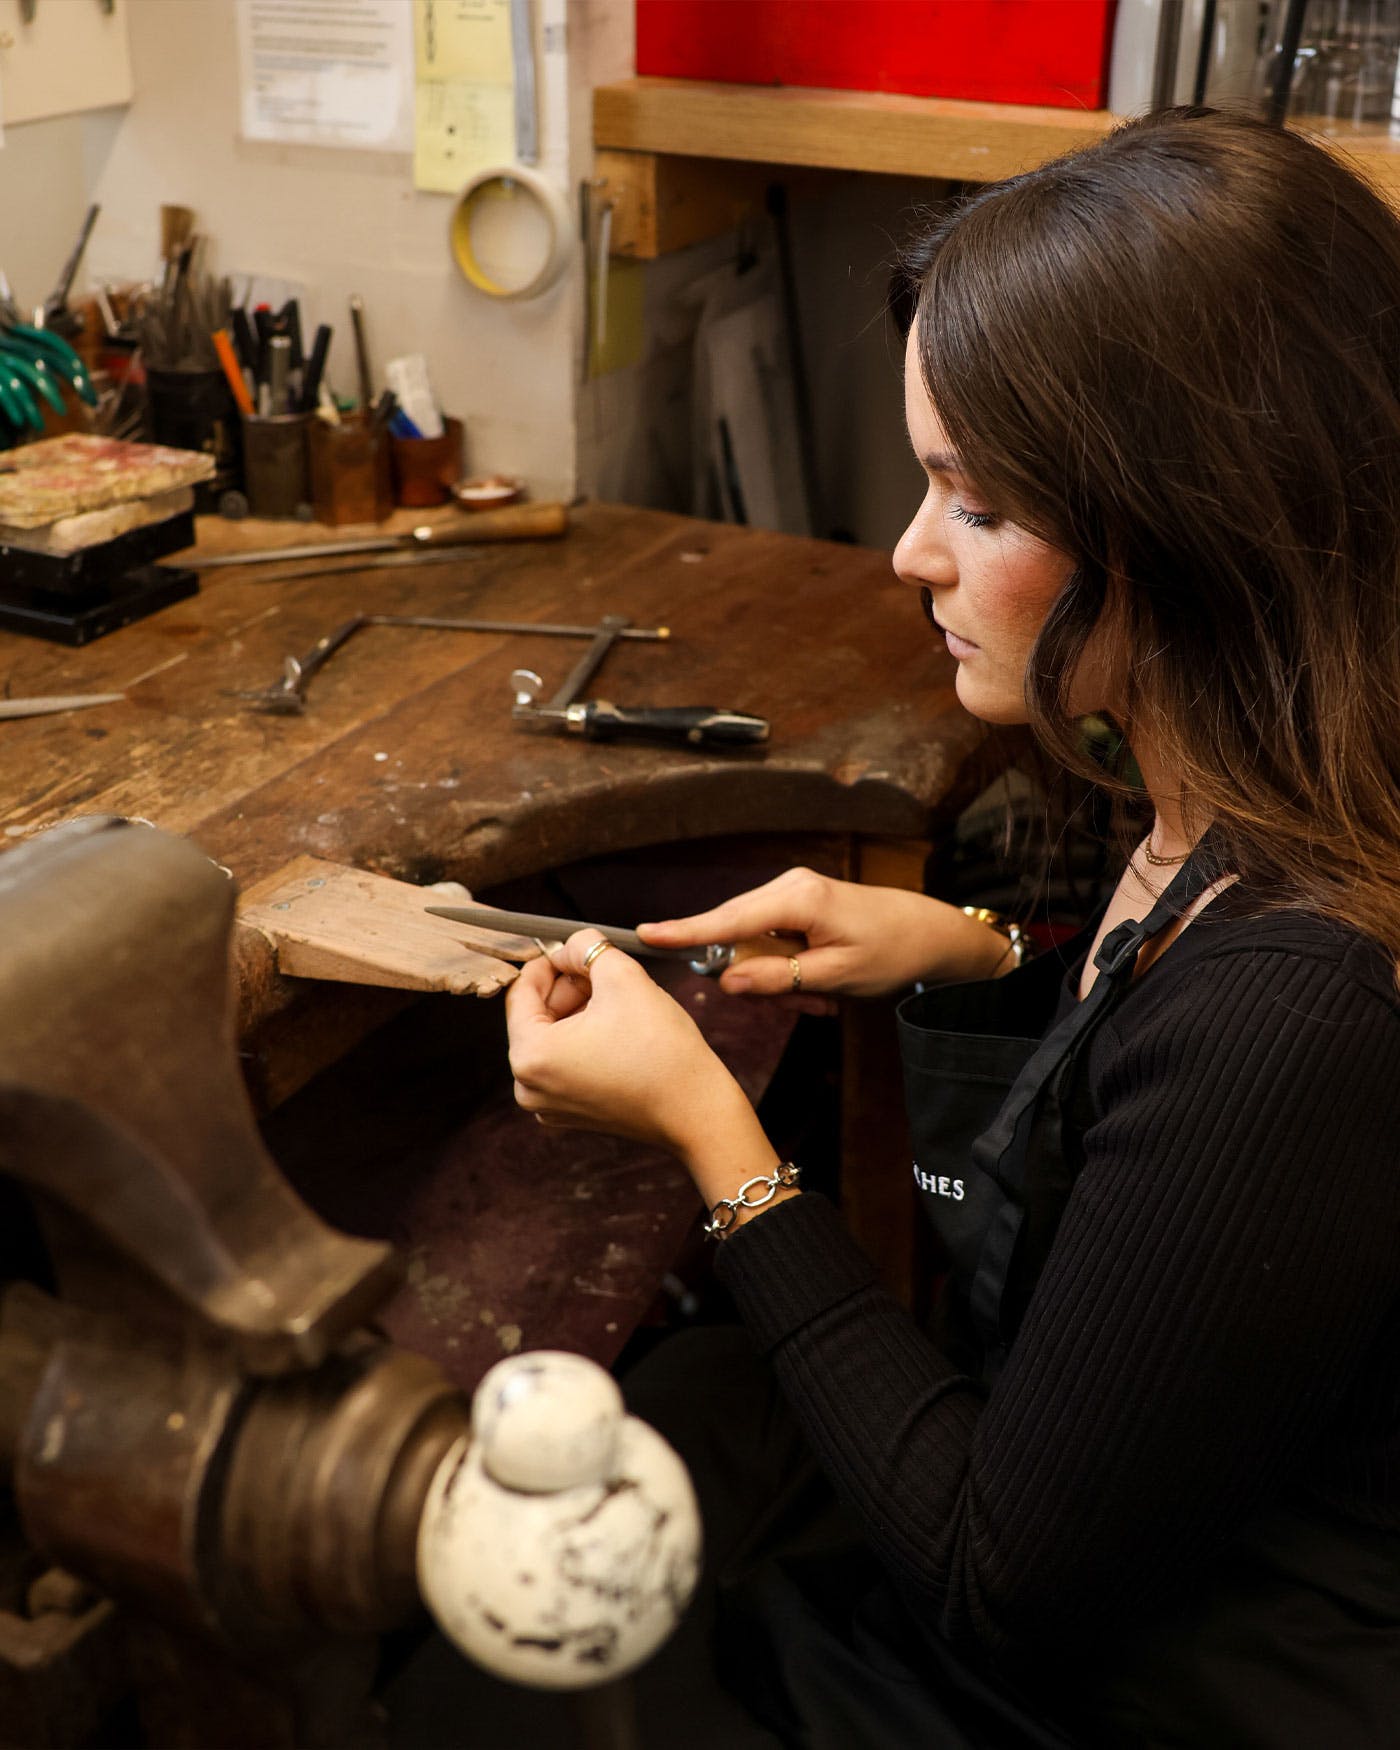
[{"x1": 897, "y1": 853, "x2": 1219, "y2": 1381}]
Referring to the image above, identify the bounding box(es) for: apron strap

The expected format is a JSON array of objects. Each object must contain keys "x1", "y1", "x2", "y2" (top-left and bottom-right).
[{"x1": 967, "y1": 841, "x2": 1222, "y2": 1357}]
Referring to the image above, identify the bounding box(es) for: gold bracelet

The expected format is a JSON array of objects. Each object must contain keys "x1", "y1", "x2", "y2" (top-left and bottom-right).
[
  {"x1": 703, "y1": 1160, "x2": 800, "y2": 1240},
  {"x1": 960, "y1": 905, "x2": 1034, "y2": 969}
]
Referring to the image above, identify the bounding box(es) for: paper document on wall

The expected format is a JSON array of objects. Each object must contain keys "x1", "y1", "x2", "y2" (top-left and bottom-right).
[
  {"x1": 236, "y1": 0, "x2": 414, "y2": 149},
  {"x1": 413, "y1": 0, "x2": 516, "y2": 193}
]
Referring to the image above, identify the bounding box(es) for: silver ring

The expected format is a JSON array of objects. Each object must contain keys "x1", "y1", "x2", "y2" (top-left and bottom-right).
[
  {"x1": 582, "y1": 937, "x2": 614, "y2": 973},
  {"x1": 787, "y1": 956, "x2": 802, "y2": 993}
]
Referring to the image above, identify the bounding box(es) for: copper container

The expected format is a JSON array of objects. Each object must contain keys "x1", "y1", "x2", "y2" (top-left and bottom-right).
[
  {"x1": 308, "y1": 414, "x2": 394, "y2": 525},
  {"x1": 389, "y1": 416, "x2": 464, "y2": 508}
]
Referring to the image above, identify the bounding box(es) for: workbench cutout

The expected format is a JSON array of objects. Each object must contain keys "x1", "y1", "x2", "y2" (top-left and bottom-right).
[{"x1": 238, "y1": 856, "x2": 543, "y2": 996}]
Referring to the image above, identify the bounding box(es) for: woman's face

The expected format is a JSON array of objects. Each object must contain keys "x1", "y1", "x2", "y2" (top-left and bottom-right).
[{"x1": 893, "y1": 330, "x2": 1082, "y2": 725}]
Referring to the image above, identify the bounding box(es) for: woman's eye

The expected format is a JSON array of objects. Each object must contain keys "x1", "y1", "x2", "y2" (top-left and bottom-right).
[{"x1": 949, "y1": 503, "x2": 998, "y2": 530}]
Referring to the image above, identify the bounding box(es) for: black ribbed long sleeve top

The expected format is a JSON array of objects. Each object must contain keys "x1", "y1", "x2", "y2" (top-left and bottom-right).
[{"x1": 714, "y1": 904, "x2": 1400, "y2": 1731}]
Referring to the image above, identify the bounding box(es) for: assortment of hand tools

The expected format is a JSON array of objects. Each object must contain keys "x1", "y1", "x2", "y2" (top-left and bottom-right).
[
  {"x1": 133, "y1": 261, "x2": 233, "y2": 375},
  {"x1": 0, "y1": 211, "x2": 770, "y2": 741}
]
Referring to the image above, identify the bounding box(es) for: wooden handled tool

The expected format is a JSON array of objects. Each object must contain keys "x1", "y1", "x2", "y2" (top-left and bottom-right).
[{"x1": 190, "y1": 500, "x2": 568, "y2": 570}]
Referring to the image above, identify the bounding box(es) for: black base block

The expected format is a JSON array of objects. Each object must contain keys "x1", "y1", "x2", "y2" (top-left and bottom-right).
[
  {"x1": 0, "y1": 563, "x2": 200, "y2": 645},
  {"x1": 0, "y1": 507, "x2": 195, "y2": 595}
]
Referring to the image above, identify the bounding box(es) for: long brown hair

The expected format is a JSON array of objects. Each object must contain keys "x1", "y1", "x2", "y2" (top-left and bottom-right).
[{"x1": 906, "y1": 107, "x2": 1400, "y2": 963}]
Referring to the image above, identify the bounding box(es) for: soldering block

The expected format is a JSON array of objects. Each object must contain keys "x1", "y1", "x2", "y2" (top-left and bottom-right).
[
  {"x1": 0, "y1": 434, "x2": 213, "y2": 530},
  {"x1": 0, "y1": 486, "x2": 195, "y2": 556}
]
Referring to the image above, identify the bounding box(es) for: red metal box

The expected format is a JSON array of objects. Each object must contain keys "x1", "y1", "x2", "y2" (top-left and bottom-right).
[{"x1": 636, "y1": 1, "x2": 1117, "y2": 111}]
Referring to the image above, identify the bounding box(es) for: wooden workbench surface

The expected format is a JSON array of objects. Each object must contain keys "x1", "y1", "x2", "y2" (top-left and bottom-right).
[
  {"x1": 0, "y1": 502, "x2": 993, "y2": 1087},
  {"x1": 2, "y1": 503, "x2": 984, "y2": 865},
  {"x1": 1, "y1": 502, "x2": 992, "y2": 1366}
]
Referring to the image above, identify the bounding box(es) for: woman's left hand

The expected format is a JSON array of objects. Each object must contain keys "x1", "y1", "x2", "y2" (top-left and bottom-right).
[{"x1": 505, "y1": 932, "x2": 759, "y2": 1167}]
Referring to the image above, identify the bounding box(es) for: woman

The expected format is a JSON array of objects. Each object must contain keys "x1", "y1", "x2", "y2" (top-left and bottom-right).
[{"x1": 506, "y1": 109, "x2": 1400, "y2": 1747}]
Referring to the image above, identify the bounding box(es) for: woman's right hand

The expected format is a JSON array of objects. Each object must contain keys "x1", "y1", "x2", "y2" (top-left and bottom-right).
[{"x1": 637, "y1": 868, "x2": 1014, "y2": 1001}]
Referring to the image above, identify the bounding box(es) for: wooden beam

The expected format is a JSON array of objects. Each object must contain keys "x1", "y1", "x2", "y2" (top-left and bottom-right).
[
  {"x1": 594, "y1": 77, "x2": 1400, "y2": 209},
  {"x1": 595, "y1": 77, "x2": 1115, "y2": 184}
]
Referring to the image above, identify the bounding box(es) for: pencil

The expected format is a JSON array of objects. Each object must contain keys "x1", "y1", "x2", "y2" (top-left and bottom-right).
[{"x1": 212, "y1": 326, "x2": 254, "y2": 416}]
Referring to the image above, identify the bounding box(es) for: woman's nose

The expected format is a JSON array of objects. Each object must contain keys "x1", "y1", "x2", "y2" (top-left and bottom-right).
[{"x1": 892, "y1": 501, "x2": 955, "y2": 591}]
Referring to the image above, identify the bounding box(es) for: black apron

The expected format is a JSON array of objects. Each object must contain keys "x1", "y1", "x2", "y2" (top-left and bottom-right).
[
  {"x1": 697, "y1": 848, "x2": 1398, "y2": 1748},
  {"x1": 711, "y1": 864, "x2": 1223, "y2": 1750},
  {"x1": 897, "y1": 853, "x2": 1217, "y2": 1380},
  {"x1": 892, "y1": 853, "x2": 1400, "y2": 1747}
]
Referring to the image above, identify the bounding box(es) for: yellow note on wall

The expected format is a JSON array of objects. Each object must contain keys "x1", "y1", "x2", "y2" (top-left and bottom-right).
[{"x1": 414, "y1": 0, "x2": 516, "y2": 194}]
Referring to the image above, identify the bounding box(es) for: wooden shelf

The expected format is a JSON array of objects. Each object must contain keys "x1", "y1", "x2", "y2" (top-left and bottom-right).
[
  {"x1": 594, "y1": 76, "x2": 1116, "y2": 184},
  {"x1": 593, "y1": 77, "x2": 1400, "y2": 255}
]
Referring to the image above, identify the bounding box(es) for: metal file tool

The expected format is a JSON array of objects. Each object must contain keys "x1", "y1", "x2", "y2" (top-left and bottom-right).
[
  {"x1": 421, "y1": 896, "x2": 805, "y2": 980},
  {"x1": 0, "y1": 691, "x2": 125, "y2": 720},
  {"x1": 423, "y1": 900, "x2": 769, "y2": 977}
]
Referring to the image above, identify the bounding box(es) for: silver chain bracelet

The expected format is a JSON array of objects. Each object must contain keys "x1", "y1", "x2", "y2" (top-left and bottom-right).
[{"x1": 703, "y1": 1160, "x2": 801, "y2": 1240}]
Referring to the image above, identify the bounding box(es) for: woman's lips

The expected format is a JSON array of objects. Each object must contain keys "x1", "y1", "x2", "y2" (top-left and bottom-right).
[{"x1": 920, "y1": 588, "x2": 977, "y2": 658}]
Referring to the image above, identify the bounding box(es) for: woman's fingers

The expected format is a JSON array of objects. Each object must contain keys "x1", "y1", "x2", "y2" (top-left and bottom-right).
[
  {"x1": 638, "y1": 868, "x2": 829, "y2": 950},
  {"x1": 505, "y1": 953, "x2": 560, "y2": 1028},
  {"x1": 718, "y1": 951, "x2": 803, "y2": 996},
  {"x1": 547, "y1": 929, "x2": 641, "y2": 984},
  {"x1": 508, "y1": 927, "x2": 719, "y2": 1149},
  {"x1": 543, "y1": 969, "x2": 591, "y2": 1018},
  {"x1": 720, "y1": 945, "x2": 846, "y2": 997}
]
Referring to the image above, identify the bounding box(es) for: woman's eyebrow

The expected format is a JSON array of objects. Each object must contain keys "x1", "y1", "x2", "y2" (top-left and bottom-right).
[{"x1": 923, "y1": 451, "x2": 962, "y2": 476}]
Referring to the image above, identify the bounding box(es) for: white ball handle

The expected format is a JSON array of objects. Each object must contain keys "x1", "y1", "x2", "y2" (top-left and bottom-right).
[{"x1": 417, "y1": 1350, "x2": 701, "y2": 1690}]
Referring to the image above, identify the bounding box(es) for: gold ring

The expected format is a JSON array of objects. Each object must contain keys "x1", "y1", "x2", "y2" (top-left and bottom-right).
[
  {"x1": 582, "y1": 937, "x2": 614, "y2": 973},
  {"x1": 788, "y1": 956, "x2": 802, "y2": 993}
]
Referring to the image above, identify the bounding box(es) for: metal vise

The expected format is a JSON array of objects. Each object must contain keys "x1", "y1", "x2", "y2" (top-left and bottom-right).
[
  {"x1": 0, "y1": 817, "x2": 467, "y2": 1743},
  {"x1": 0, "y1": 820, "x2": 698, "y2": 1747}
]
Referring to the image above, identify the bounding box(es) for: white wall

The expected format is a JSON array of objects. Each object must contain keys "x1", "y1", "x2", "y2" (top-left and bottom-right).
[{"x1": 0, "y1": 107, "x2": 119, "y2": 316}]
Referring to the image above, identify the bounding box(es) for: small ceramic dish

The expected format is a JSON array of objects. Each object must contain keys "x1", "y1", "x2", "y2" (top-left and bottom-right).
[{"x1": 451, "y1": 474, "x2": 525, "y2": 511}]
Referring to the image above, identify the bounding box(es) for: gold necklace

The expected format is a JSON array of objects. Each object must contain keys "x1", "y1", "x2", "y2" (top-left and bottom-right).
[{"x1": 1139, "y1": 840, "x2": 1190, "y2": 867}]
